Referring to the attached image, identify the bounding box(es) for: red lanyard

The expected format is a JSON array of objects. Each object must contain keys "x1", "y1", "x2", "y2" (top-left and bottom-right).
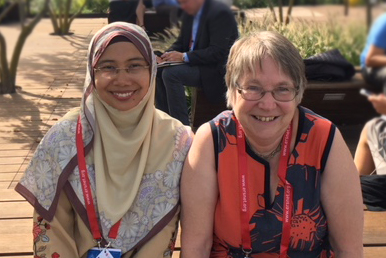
[
  {"x1": 76, "y1": 116, "x2": 121, "y2": 242},
  {"x1": 236, "y1": 119, "x2": 293, "y2": 258}
]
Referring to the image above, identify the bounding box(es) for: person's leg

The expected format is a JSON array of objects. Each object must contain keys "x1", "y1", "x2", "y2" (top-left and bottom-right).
[
  {"x1": 108, "y1": 1, "x2": 138, "y2": 24},
  {"x1": 136, "y1": 0, "x2": 146, "y2": 28},
  {"x1": 160, "y1": 64, "x2": 201, "y2": 125},
  {"x1": 155, "y1": 70, "x2": 169, "y2": 113},
  {"x1": 362, "y1": 66, "x2": 386, "y2": 94}
]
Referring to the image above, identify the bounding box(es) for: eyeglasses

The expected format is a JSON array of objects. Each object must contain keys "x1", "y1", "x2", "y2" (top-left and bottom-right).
[
  {"x1": 94, "y1": 64, "x2": 150, "y2": 79},
  {"x1": 236, "y1": 83, "x2": 298, "y2": 102}
]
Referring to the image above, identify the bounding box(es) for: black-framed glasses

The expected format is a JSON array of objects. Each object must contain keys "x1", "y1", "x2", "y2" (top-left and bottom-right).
[
  {"x1": 94, "y1": 65, "x2": 150, "y2": 79},
  {"x1": 236, "y1": 83, "x2": 298, "y2": 102}
]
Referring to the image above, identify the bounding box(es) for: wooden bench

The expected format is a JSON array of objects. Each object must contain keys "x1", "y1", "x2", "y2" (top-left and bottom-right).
[
  {"x1": 301, "y1": 72, "x2": 378, "y2": 125},
  {"x1": 189, "y1": 72, "x2": 378, "y2": 129},
  {"x1": 2, "y1": 191, "x2": 386, "y2": 258}
]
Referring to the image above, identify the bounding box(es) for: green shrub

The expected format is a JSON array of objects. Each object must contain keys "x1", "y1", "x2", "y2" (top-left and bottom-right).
[
  {"x1": 83, "y1": 0, "x2": 109, "y2": 14},
  {"x1": 152, "y1": 15, "x2": 366, "y2": 66},
  {"x1": 239, "y1": 15, "x2": 366, "y2": 65}
]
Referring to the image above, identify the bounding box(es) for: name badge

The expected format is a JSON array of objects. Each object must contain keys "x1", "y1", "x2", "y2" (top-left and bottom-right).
[{"x1": 87, "y1": 247, "x2": 122, "y2": 258}]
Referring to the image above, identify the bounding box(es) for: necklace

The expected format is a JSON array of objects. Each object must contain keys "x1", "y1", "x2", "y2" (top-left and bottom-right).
[{"x1": 251, "y1": 141, "x2": 282, "y2": 160}]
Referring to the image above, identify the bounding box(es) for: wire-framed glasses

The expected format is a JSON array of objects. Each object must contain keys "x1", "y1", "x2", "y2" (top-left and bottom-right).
[
  {"x1": 236, "y1": 83, "x2": 298, "y2": 102},
  {"x1": 94, "y1": 64, "x2": 150, "y2": 79}
]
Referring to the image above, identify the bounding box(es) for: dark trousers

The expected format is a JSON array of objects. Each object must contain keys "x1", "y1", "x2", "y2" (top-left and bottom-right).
[
  {"x1": 108, "y1": 1, "x2": 138, "y2": 24},
  {"x1": 155, "y1": 64, "x2": 202, "y2": 125}
]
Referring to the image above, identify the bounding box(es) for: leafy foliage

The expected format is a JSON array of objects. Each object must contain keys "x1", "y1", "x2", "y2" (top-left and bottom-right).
[
  {"x1": 48, "y1": 0, "x2": 88, "y2": 35},
  {"x1": 239, "y1": 15, "x2": 366, "y2": 65},
  {"x1": 83, "y1": 0, "x2": 109, "y2": 14}
]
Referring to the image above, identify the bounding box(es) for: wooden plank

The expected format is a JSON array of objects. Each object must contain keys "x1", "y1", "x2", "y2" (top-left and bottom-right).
[
  {"x1": 0, "y1": 182, "x2": 11, "y2": 189},
  {"x1": 364, "y1": 211, "x2": 386, "y2": 246},
  {"x1": 0, "y1": 189, "x2": 26, "y2": 202},
  {"x1": 0, "y1": 150, "x2": 31, "y2": 157},
  {"x1": 0, "y1": 157, "x2": 26, "y2": 165},
  {"x1": 0, "y1": 219, "x2": 32, "y2": 254},
  {"x1": 0, "y1": 201, "x2": 33, "y2": 219},
  {"x1": 172, "y1": 250, "x2": 180, "y2": 258},
  {"x1": 0, "y1": 172, "x2": 16, "y2": 181},
  {"x1": 364, "y1": 246, "x2": 386, "y2": 257},
  {"x1": 0, "y1": 143, "x2": 36, "y2": 151}
]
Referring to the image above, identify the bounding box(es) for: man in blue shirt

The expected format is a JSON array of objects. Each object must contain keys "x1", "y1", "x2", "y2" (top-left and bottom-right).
[
  {"x1": 361, "y1": 13, "x2": 386, "y2": 93},
  {"x1": 154, "y1": 0, "x2": 238, "y2": 125}
]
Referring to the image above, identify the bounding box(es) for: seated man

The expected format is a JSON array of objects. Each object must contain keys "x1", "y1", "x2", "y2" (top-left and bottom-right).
[
  {"x1": 360, "y1": 12, "x2": 386, "y2": 94},
  {"x1": 355, "y1": 93, "x2": 386, "y2": 210},
  {"x1": 155, "y1": 0, "x2": 238, "y2": 125}
]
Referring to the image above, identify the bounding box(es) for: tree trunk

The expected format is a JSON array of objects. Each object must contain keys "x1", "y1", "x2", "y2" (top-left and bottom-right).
[
  {"x1": 278, "y1": 0, "x2": 283, "y2": 23},
  {"x1": 0, "y1": 0, "x2": 49, "y2": 94},
  {"x1": 285, "y1": 0, "x2": 295, "y2": 25},
  {"x1": 344, "y1": 0, "x2": 349, "y2": 16},
  {"x1": 266, "y1": 0, "x2": 277, "y2": 22},
  {"x1": 49, "y1": 0, "x2": 89, "y2": 35},
  {"x1": 366, "y1": 0, "x2": 372, "y2": 32}
]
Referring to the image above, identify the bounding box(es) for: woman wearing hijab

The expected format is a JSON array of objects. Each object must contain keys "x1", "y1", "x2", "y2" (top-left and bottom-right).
[
  {"x1": 180, "y1": 31, "x2": 363, "y2": 258},
  {"x1": 15, "y1": 22, "x2": 192, "y2": 257}
]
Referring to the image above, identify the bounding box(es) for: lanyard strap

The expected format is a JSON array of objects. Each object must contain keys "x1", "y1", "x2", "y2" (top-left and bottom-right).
[
  {"x1": 236, "y1": 119, "x2": 293, "y2": 257},
  {"x1": 236, "y1": 122, "x2": 252, "y2": 254},
  {"x1": 76, "y1": 116, "x2": 121, "y2": 241},
  {"x1": 278, "y1": 125, "x2": 293, "y2": 258}
]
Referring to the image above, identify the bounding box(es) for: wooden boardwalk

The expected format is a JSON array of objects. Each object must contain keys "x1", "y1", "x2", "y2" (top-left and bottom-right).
[{"x1": 1, "y1": 5, "x2": 386, "y2": 257}]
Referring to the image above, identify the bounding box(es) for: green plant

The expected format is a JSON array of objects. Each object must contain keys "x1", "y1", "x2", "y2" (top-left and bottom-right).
[
  {"x1": 83, "y1": 0, "x2": 108, "y2": 14},
  {"x1": 239, "y1": 15, "x2": 366, "y2": 65},
  {"x1": 48, "y1": 0, "x2": 88, "y2": 35}
]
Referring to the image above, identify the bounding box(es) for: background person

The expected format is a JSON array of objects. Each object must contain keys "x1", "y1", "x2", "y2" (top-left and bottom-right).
[
  {"x1": 180, "y1": 31, "x2": 363, "y2": 258},
  {"x1": 155, "y1": 0, "x2": 238, "y2": 125},
  {"x1": 354, "y1": 94, "x2": 386, "y2": 210},
  {"x1": 360, "y1": 12, "x2": 386, "y2": 94},
  {"x1": 15, "y1": 22, "x2": 192, "y2": 257}
]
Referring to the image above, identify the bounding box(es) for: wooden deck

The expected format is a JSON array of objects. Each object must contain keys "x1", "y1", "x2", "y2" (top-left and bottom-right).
[{"x1": 1, "y1": 195, "x2": 386, "y2": 257}]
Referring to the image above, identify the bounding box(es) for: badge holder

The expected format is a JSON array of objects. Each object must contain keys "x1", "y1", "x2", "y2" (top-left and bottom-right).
[
  {"x1": 242, "y1": 247, "x2": 252, "y2": 258},
  {"x1": 87, "y1": 241, "x2": 122, "y2": 258}
]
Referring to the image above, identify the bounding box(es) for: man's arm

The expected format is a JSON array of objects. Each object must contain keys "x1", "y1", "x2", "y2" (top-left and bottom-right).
[{"x1": 365, "y1": 45, "x2": 386, "y2": 68}]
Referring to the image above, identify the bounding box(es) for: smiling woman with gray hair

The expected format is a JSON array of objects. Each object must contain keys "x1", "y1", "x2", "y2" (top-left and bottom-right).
[{"x1": 180, "y1": 31, "x2": 363, "y2": 258}]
